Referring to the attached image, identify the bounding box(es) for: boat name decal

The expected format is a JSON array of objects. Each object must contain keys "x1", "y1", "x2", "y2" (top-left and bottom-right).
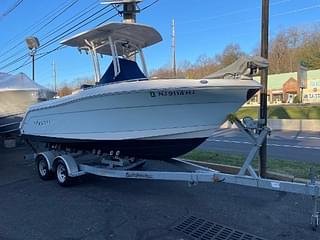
[
  {"x1": 149, "y1": 90, "x2": 195, "y2": 98},
  {"x1": 126, "y1": 172, "x2": 153, "y2": 179},
  {"x1": 34, "y1": 119, "x2": 51, "y2": 127}
]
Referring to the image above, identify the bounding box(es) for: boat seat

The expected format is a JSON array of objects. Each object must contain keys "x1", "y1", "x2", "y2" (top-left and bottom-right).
[
  {"x1": 80, "y1": 84, "x2": 94, "y2": 90},
  {"x1": 99, "y1": 58, "x2": 147, "y2": 84}
]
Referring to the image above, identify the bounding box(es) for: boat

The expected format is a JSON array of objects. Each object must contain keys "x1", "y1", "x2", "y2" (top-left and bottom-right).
[
  {"x1": 20, "y1": 22, "x2": 265, "y2": 159},
  {"x1": 0, "y1": 72, "x2": 55, "y2": 134}
]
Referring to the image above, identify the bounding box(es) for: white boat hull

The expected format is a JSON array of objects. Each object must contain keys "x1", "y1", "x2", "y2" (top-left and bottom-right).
[{"x1": 20, "y1": 78, "x2": 260, "y2": 159}]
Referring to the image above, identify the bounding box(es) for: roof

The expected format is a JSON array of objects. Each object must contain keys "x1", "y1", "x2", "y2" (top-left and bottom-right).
[
  {"x1": 0, "y1": 72, "x2": 51, "y2": 91},
  {"x1": 254, "y1": 72, "x2": 297, "y2": 89},
  {"x1": 254, "y1": 69, "x2": 320, "y2": 90},
  {"x1": 60, "y1": 22, "x2": 162, "y2": 56}
]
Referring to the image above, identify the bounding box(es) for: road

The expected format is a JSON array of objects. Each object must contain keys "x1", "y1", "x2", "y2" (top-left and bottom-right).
[
  {"x1": 0, "y1": 146, "x2": 319, "y2": 240},
  {"x1": 199, "y1": 129, "x2": 320, "y2": 163}
]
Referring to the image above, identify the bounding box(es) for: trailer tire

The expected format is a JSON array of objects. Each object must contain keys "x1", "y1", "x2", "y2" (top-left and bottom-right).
[
  {"x1": 36, "y1": 155, "x2": 53, "y2": 180},
  {"x1": 55, "y1": 161, "x2": 73, "y2": 187}
]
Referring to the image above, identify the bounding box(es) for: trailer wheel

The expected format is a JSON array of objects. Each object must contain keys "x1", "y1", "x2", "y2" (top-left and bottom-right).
[
  {"x1": 56, "y1": 161, "x2": 72, "y2": 187},
  {"x1": 36, "y1": 156, "x2": 52, "y2": 180}
]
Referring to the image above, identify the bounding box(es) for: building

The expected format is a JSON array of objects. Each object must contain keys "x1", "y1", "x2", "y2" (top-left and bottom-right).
[{"x1": 247, "y1": 69, "x2": 320, "y2": 105}]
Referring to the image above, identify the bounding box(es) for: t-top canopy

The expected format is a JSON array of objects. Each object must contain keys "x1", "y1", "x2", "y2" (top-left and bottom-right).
[{"x1": 60, "y1": 22, "x2": 162, "y2": 56}]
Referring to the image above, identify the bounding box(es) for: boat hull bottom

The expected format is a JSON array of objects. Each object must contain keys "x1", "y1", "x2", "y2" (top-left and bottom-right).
[{"x1": 23, "y1": 135, "x2": 207, "y2": 160}]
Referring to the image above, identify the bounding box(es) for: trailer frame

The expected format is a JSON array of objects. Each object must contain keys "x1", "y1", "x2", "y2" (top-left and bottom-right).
[{"x1": 25, "y1": 116, "x2": 320, "y2": 230}]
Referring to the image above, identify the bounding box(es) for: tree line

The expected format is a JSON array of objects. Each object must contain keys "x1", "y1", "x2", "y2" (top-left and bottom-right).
[
  {"x1": 56, "y1": 76, "x2": 95, "y2": 97},
  {"x1": 151, "y1": 25, "x2": 320, "y2": 79}
]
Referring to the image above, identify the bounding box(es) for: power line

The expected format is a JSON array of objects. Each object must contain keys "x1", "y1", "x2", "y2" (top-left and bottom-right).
[
  {"x1": 270, "y1": 0, "x2": 292, "y2": 6},
  {"x1": 178, "y1": 0, "x2": 290, "y2": 25},
  {"x1": 178, "y1": 3, "x2": 320, "y2": 36},
  {"x1": 95, "y1": 11, "x2": 120, "y2": 26},
  {"x1": 7, "y1": 8, "x2": 119, "y2": 73},
  {"x1": 0, "y1": 0, "x2": 79, "y2": 56},
  {"x1": 29, "y1": 0, "x2": 81, "y2": 39},
  {"x1": 272, "y1": 4, "x2": 320, "y2": 17},
  {"x1": 7, "y1": 45, "x2": 66, "y2": 74},
  {"x1": 0, "y1": 0, "x2": 99, "y2": 66},
  {"x1": 5, "y1": 0, "x2": 160, "y2": 74},
  {"x1": 38, "y1": 6, "x2": 114, "y2": 52},
  {"x1": 41, "y1": 1, "x2": 100, "y2": 42},
  {"x1": 0, "y1": 2, "x2": 109, "y2": 70},
  {"x1": 0, "y1": 0, "x2": 24, "y2": 20},
  {"x1": 140, "y1": 0, "x2": 160, "y2": 11},
  {"x1": 0, "y1": 0, "x2": 80, "y2": 64}
]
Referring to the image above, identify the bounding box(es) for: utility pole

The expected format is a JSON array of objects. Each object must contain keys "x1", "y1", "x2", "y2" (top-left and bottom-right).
[
  {"x1": 259, "y1": 0, "x2": 269, "y2": 178},
  {"x1": 171, "y1": 18, "x2": 176, "y2": 78},
  {"x1": 32, "y1": 53, "x2": 35, "y2": 81},
  {"x1": 52, "y1": 61, "x2": 57, "y2": 93}
]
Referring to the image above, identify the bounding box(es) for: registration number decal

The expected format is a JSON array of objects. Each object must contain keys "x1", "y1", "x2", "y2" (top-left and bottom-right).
[{"x1": 150, "y1": 90, "x2": 195, "y2": 97}]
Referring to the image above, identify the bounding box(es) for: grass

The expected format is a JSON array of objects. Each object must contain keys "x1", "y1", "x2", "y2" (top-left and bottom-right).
[
  {"x1": 236, "y1": 105, "x2": 320, "y2": 119},
  {"x1": 183, "y1": 149, "x2": 320, "y2": 179}
]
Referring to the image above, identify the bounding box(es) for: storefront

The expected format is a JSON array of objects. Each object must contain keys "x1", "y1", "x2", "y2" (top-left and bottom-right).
[
  {"x1": 249, "y1": 69, "x2": 320, "y2": 105},
  {"x1": 282, "y1": 77, "x2": 299, "y2": 103}
]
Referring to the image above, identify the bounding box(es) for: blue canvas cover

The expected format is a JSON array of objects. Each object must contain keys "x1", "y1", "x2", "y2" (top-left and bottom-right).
[{"x1": 99, "y1": 58, "x2": 147, "y2": 84}]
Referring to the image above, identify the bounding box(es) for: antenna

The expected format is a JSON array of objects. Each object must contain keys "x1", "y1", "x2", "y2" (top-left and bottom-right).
[
  {"x1": 101, "y1": 0, "x2": 143, "y2": 61},
  {"x1": 171, "y1": 18, "x2": 176, "y2": 78},
  {"x1": 101, "y1": 0, "x2": 142, "y2": 4},
  {"x1": 52, "y1": 60, "x2": 57, "y2": 93},
  {"x1": 101, "y1": 0, "x2": 142, "y2": 23}
]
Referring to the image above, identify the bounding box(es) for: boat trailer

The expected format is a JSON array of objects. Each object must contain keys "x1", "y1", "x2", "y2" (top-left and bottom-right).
[{"x1": 25, "y1": 117, "x2": 320, "y2": 231}]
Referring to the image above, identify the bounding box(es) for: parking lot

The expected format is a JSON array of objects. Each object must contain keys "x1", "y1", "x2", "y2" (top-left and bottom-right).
[{"x1": 0, "y1": 145, "x2": 319, "y2": 240}]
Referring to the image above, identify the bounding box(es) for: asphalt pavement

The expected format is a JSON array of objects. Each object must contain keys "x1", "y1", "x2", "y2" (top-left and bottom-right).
[
  {"x1": 0, "y1": 146, "x2": 319, "y2": 240},
  {"x1": 199, "y1": 128, "x2": 320, "y2": 163}
]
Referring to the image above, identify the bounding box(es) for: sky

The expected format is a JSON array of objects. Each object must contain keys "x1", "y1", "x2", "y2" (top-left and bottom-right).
[{"x1": 0, "y1": 0, "x2": 320, "y2": 89}]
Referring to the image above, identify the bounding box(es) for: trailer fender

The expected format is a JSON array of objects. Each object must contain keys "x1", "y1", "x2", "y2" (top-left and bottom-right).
[
  {"x1": 35, "y1": 151, "x2": 57, "y2": 171},
  {"x1": 53, "y1": 155, "x2": 82, "y2": 177}
]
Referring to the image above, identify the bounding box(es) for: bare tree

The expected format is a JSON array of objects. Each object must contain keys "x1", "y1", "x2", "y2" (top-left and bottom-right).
[
  {"x1": 215, "y1": 44, "x2": 245, "y2": 67},
  {"x1": 269, "y1": 26, "x2": 320, "y2": 73},
  {"x1": 185, "y1": 54, "x2": 218, "y2": 79},
  {"x1": 269, "y1": 32, "x2": 290, "y2": 73},
  {"x1": 151, "y1": 24, "x2": 320, "y2": 80},
  {"x1": 57, "y1": 85, "x2": 72, "y2": 97},
  {"x1": 300, "y1": 30, "x2": 320, "y2": 69}
]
